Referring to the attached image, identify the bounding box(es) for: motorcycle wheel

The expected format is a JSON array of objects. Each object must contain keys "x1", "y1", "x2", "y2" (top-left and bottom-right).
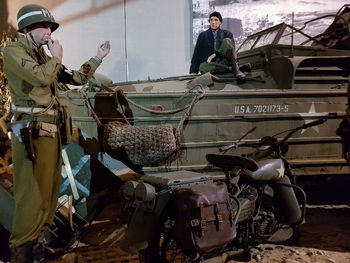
[{"x1": 138, "y1": 229, "x2": 191, "y2": 263}]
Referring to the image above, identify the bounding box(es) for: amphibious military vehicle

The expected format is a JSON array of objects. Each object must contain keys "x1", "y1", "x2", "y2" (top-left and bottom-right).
[{"x1": 60, "y1": 5, "x2": 350, "y2": 179}]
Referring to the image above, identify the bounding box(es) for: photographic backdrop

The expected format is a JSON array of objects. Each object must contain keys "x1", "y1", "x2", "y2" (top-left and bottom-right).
[{"x1": 192, "y1": 0, "x2": 349, "y2": 48}]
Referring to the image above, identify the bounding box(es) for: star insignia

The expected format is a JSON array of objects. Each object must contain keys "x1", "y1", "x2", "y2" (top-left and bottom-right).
[
  {"x1": 277, "y1": 162, "x2": 285, "y2": 178},
  {"x1": 298, "y1": 102, "x2": 323, "y2": 133}
]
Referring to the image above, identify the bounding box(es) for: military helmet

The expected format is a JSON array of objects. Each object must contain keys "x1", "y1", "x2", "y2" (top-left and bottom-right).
[{"x1": 17, "y1": 4, "x2": 59, "y2": 33}]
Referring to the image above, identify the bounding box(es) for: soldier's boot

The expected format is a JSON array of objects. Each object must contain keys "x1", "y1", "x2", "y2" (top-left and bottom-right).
[
  {"x1": 230, "y1": 54, "x2": 245, "y2": 84},
  {"x1": 231, "y1": 62, "x2": 246, "y2": 83},
  {"x1": 11, "y1": 245, "x2": 33, "y2": 263},
  {"x1": 225, "y1": 48, "x2": 246, "y2": 83}
]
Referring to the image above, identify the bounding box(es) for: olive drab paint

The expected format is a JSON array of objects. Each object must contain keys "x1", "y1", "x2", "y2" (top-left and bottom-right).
[
  {"x1": 17, "y1": 4, "x2": 59, "y2": 33},
  {"x1": 61, "y1": 13, "x2": 350, "y2": 178}
]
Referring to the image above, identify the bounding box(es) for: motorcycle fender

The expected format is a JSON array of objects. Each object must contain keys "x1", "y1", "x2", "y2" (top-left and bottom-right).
[
  {"x1": 273, "y1": 175, "x2": 302, "y2": 225},
  {"x1": 119, "y1": 207, "x2": 160, "y2": 253}
]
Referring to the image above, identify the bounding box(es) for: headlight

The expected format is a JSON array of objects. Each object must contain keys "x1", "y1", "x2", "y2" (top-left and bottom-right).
[
  {"x1": 123, "y1": 180, "x2": 139, "y2": 200},
  {"x1": 135, "y1": 182, "x2": 156, "y2": 202}
]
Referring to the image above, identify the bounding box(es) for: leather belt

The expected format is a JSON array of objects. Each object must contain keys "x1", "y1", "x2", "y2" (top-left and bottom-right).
[{"x1": 14, "y1": 106, "x2": 58, "y2": 116}]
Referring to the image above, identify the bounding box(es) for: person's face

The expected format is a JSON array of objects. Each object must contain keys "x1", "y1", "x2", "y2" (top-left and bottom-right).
[
  {"x1": 209, "y1": 16, "x2": 221, "y2": 30},
  {"x1": 28, "y1": 23, "x2": 52, "y2": 47}
]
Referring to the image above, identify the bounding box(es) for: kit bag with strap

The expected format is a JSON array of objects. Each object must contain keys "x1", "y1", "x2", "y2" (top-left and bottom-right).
[{"x1": 172, "y1": 182, "x2": 237, "y2": 257}]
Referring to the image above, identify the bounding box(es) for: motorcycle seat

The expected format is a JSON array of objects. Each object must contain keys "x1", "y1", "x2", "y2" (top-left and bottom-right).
[{"x1": 206, "y1": 154, "x2": 259, "y2": 172}]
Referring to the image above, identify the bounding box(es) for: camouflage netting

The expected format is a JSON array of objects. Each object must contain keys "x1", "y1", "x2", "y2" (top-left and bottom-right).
[
  {"x1": 104, "y1": 121, "x2": 179, "y2": 167},
  {"x1": 0, "y1": 33, "x2": 11, "y2": 119},
  {"x1": 0, "y1": 32, "x2": 13, "y2": 175}
]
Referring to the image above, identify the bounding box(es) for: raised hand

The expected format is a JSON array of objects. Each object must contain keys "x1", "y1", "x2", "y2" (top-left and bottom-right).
[
  {"x1": 207, "y1": 53, "x2": 216, "y2": 63},
  {"x1": 96, "y1": 40, "x2": 111, "y2": 61}
]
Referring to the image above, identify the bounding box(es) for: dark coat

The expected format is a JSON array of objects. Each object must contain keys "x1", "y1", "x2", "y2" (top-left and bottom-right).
[{"x1": 190, "y1": 28, "x2": 234, "y2": 74}]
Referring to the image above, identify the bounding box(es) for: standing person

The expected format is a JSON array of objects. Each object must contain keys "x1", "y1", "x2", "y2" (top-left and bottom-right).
[
  {"x1": 189, "y1": 11, "x2": 245, "y2": 82},
  {"x1": 3, "y1": 4, "x2": 110, "y2": 262}
]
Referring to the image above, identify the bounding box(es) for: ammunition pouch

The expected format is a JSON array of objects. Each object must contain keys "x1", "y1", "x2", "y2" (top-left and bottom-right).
[
  {"x1": 10, "y1": 120, "x2": 59, "y2": 162},
  {"x1": 59, "y1": 106, "x2": 73, "y2": 146},
  {"x1": 37, "y1": 122, "x2": 57, "y2": 138}
]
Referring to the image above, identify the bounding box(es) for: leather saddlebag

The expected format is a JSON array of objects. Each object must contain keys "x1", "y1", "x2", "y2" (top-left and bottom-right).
[{"x1": 172, "y1": 182, "x2": 237, "y2": 256}]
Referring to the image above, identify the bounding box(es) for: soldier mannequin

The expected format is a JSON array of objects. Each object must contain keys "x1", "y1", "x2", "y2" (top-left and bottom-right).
[
  {"x1": 3, "y1": 4, "x2": 110, "y2": 262},
  {"x1": 189, "y1": 11, "x2": 245, "y2": 82}
]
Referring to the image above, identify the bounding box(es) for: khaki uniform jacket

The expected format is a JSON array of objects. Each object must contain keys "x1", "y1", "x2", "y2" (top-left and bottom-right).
[
  {"x1": 4, "y1": 35, "x2": 101, "y2": 248},
  {"x1": 4, "y1": 35, "x2": 101, "y2": 108}
]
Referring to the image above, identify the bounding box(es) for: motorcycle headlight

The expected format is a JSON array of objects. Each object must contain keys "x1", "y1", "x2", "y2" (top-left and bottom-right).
[
  {"x1": 123, "y1": 180, "x2": 139, "y2": 200},
  {"x1": 135, "y1": 182, "x2": 156, "y2": 202}
]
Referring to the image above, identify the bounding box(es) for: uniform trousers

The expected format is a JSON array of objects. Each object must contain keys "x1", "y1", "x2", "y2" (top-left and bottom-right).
[
  {"x1": 199, "y1": 38, "x2": 237, "y2": 74},
  {"x1": 10, "y1": 132, "x2": 62, "y2": 248}
]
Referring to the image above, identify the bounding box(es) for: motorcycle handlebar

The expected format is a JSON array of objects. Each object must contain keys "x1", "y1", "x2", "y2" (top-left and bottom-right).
[
  {"x1": 301, "y1": 119, "x2": 326, "y2": 129},
  {"x1": 280, "y1": 118, "x2": 326, "y2": 144},
  {"x1": 219, "y1": 144, "x2": 234, "y2": 152},
  {"x1": 219, "y1": 141, "x2": 255, "y2": 152},
  {"x1": 219, "y1": 143, "x2": 237, "y2": 152},
  {"x1": 219, "y1": 119, "x2": 326, "y2": 152}
]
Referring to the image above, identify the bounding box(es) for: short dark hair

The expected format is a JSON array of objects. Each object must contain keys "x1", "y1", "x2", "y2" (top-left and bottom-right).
[{"x1": 209, "y1": 11, "x2": 222, "y2": 22}]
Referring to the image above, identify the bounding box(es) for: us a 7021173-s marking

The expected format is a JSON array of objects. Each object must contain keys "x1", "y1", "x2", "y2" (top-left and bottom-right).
[{"x1": 234, "y1": 104, "x2": 289, "y2": 114}]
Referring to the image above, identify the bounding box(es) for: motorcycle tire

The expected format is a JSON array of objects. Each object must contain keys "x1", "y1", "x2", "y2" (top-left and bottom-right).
[
  {"x1": 138, "y1": 226, "x2": 191, "y2": 263},
  {"x1": 138, "y1": 228, "x2": 161, "y2": 263}
]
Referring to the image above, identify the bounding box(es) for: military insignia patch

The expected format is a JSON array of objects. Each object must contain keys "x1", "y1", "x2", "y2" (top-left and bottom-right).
[{"x1": 21, "y1": 58, "x2": 32, "y2": 67}]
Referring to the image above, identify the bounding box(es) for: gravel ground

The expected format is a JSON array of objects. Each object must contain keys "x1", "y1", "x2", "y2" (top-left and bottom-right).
[{"x1": 237, "y1": 206, "x2": 350, "y2": 263}]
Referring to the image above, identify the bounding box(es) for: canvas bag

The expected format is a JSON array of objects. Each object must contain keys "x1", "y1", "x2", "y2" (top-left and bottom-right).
[{"x1": 172, "y1": 182, "x2": 237, "y2": 257}]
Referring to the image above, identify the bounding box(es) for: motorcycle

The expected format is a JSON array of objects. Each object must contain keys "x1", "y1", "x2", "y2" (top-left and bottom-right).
[{"x1": 120, "y1": 119, "x2": 326, "y2": 263}]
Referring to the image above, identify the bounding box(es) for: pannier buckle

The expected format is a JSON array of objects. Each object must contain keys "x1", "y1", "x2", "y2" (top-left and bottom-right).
[
  {"x1": 201, "y1": 219, "x2": 207, "y2": 229},
  {"x1": 217, "y1": 214, "x2": 223, "y2": 223},
  {"x1": 190, "y1": 219, "x2": 200, "y2": 227}
]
